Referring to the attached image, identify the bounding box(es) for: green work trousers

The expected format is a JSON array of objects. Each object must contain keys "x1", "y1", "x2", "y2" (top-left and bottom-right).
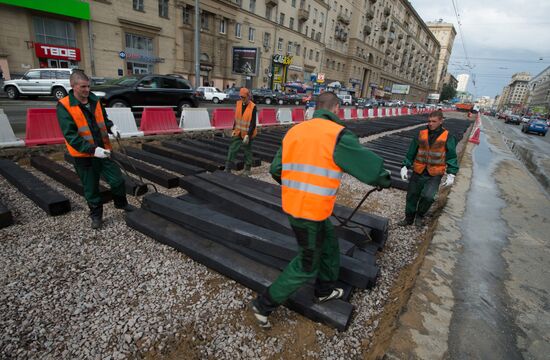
[
  {"x1": 73, "y1": 157, "x2": 127, "y2": 207},
  {"x1": 226, "y1": 136, "x2": 253, "y2": 170},
  {"x1": 267, "y1": 216, "x2": 340, "y2": 304},
  {"x1": 405, "y1": 171, "x2": 442, "y2": 218}
]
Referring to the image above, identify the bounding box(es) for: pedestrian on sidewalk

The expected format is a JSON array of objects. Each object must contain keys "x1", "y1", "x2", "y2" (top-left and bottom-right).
[
  {"x1": 398, "y1": 110, "x2": 459, "y2": 227},
  {"x1": 57, "y1": 70, "x2": 132, "y2": 229},
  {"x1": 250, "y1": 92, "x2": 392, "y2": 328},
  {"x1": 225, "y1": 87, "x2": 256, "y2": 176}
]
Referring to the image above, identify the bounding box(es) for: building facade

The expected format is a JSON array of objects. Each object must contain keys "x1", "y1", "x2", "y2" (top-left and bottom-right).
[
  {"x1": 0, "y1": 0, "x2": 441, "y2": 101},
  {"x1": 456, "y1": 73, "x2": 469, "y2": 92},
  {"x1": 426, "y1": 20, "x2": 456, "y2": 94},
  {"x1": 527, "y1": 65, "x2": 550, "y2": 115},
  {"x1": 443, "y1": 72, "x2": 458, "y2": 89}
]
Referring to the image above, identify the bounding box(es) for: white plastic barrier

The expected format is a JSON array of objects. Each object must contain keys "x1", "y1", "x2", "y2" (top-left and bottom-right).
[
  {"x1": 179, "y1": 108, "x2": 214, "y2": 131},
  {"x1": 277, "y1": 108, "x2": 293, "y2": 124},
  {"x1": 305, "y1": 107, "x2": 315, "y2": 120},
  {"x1": 357, "y1": 109, "x2": 364, "y2": 119},
  {"x1": 367, "y1": 108, "x2": 374, "y2": 118},
  {"x1": 105, "y1": 107, "x2": 144, "y2": 138},
  {"x1": 344, "y1": 108, "x2": 353, "y2": 120},
  {"x1": 397, "y1": 108, "x2": 402, "y2": 116},
  {"x1": 0, "y1": 111, "x2": 24, "y2": 148}
]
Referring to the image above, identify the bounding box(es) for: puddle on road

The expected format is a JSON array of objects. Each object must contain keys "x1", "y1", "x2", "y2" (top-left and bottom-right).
[{"x1": 448, "y1": 131, "x2": 523, "y2": 359}]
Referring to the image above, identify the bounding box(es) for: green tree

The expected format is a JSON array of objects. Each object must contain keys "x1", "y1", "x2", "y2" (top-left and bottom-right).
[{"x1": 440, "y1": 83, "x2": 457, "y2": 102}]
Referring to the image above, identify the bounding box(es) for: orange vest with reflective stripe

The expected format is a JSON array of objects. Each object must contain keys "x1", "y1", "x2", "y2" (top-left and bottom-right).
[
  {"x1": 413, "y1": 129, "x2": 448, "y2": 176},
  {"x1": 59, "y1": 96, "x2": 112, "y2": 157},
  {"x1": 281, "y1": 118, "x2": 345, "y2": 221},
  {"x1": 232, "y1": 100, "x2": 257, "y2": 138}
]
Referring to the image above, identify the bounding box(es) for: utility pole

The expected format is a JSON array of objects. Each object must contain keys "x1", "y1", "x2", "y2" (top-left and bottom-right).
[{"x1": 194, "y1": 0, "x2": 201, "y2": 88}]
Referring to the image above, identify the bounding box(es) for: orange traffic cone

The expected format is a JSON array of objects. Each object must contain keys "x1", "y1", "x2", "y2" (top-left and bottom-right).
[{"x1": 468, "y1": 126, "x2": 480, "y2": 144}]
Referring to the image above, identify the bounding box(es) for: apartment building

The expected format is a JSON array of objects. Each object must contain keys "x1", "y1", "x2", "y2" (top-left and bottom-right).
[
  {"x1": 426, "y1": 20, "x2": 456, "y2": 93},
  {"x1": 527, "y1": 65, "x2": 550, "y2": 114},
  {"x1": 0, "y1": 0, "x2": 441, "y2": 100}
]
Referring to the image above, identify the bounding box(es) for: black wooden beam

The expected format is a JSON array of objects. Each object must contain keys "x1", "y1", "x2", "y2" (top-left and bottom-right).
[
  {"x1": 0, "y1": 199, "x2": 14, "y2": 228},
  {"x1": 123, "y1": 147, "x2": 205, "y2": 176}
]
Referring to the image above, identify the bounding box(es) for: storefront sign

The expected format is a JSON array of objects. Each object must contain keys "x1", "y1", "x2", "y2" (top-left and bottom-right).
[
  {"x1": 119, "y1": 51, "x2": 126, "y2": 59},
  {"x1": 272, "y1": 54, "x2": 293, "y2": 65},
  {"x1": 288, "y1": 65, "x2": 303, "y2": 71},
  {"x1": 391, "y1": 84, "x2": 410, "y2": 94},
  {"x1": 384, "y1": 86, "x2": 392, "y2": 92},
  {"x1": 317, "y1": 73, "x2": 325, "y2": 83},
  {"x1": 232, "y1": 47, "x2": 258, "y2": 76},
  {"x1": 369, "y1": 82, "x2": 378, "y2": 88},
  {"x1": 35, "y1": 43, "x2": 81, "y2": 61},
  {"x1": 125, "y1": 52, "x2": 165, "y2": 63},
  {"x1": 427, "y1": 93, "x2": 440, "y2": 100},
  {"x1": 349, "y1": 78, "x2": 361, "y2": 85}
]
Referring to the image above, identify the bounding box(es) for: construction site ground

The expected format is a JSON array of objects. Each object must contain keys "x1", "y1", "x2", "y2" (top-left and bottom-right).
[{"x1": 5, "y1": 111, "x2": 539, "y2": 359}]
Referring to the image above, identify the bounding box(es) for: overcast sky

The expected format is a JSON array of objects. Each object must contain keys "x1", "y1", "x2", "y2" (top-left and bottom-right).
[{"x1": 410, "y1": 0, "x2": 550, "y2": 98}]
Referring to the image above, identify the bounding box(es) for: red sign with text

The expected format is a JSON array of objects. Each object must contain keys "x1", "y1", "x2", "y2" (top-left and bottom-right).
[{"x1": 34, "y1": 43, "x2": 81, "y2": 61}]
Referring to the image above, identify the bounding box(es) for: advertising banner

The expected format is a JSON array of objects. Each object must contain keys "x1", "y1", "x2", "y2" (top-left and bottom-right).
[
  {"x1": 34, "y1": 43, "x2": 81, "y2": 61},
  {"x1": 232, "y1": 47, "x2": 258, "y2": 76},
  {"x1": 391, "y1": 84, "x2": 410, "y2": 94}
]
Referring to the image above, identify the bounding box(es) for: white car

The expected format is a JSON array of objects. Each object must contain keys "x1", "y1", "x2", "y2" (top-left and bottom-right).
[
  {"x1": 337, "y1": 94, "x2": 352, "y2": 106},
  {"x1": 197, "y1": 86, "x2": 228, "y2": 104},
  {"x1": 2, "y1": 68, "x2": 73, "y2": 100}
]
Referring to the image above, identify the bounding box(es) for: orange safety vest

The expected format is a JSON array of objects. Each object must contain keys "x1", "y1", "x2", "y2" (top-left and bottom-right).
[
  {"x1": 281, "y1": 118, "x2": 345, "y2": 221},
  {"x1": 413, "y1": 128, "x2": 448, "y2": 176},
  {"x1": 232, "y1": 100, "x2": 257, "y2": 138},
  {"x1": 59, "y1": 96, "x2": 112, "y2": 157}
]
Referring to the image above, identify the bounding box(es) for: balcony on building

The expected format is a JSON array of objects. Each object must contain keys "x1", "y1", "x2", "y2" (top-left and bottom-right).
[
  {"x1": 378, "y1": 35, "x2": 386, "y2": 44},
  {"x1": 366, "y1": 10, "x2": 374, "y2": 20},
  {"x1": 298, "y1": 8, "x2": 310, "y2": 21},
  {"x1": 384, "y1": 6, "x2": 391, "y2": 17},
  {"x1": 266, "y1": 0, "x2": 279, "y2": 6},
  {"x1": 381, "y1": 21, "x2": 388, "y2": 30},
  {"x1": 337, "y1": 12, "x2": 351, "y2": 25},
  {"x1": 388, "y1": 32, "x2": 395, "y2": 43}
]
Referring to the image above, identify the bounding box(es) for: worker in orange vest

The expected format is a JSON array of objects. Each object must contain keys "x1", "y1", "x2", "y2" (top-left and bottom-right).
[
  {"x1": 225, "y1": 87, "x2": 257, "y2": 176},
  {"x1": 250, "y1": 92, "x2": 392, "y2": 328},
  {"x1": 57, "y1": 70, "x2": 132, "y2": 229},
  {"x1": 398, "y1": 110, "x2": 459, "y2": 227}
]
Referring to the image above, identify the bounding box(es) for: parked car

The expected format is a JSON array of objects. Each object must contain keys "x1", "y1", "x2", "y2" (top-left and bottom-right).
[
  {"x1": 91, "y1": 74, "x2": 198, "y2": 114},
  {"x1": 505, "y1": 115, "x2": 521, "y2": 125},
  {"x1": 223, "y1": 87, "x2": 242, "y2": 102},
  {"x1": 357, "y1": 98, "x2": 378, "y2": 109},
  {"x1": 196, "y1": 86, "x2": 228, "y2": 103},
  {"x1": 251, "y1": 88, "x2": 277, "y2": 105},
  {"x1": 2, "y1": 68, "x2": 73, "y2": 100},
  {"x1": 276, "y1": 92, "x2": 302, "y2": 105},
  {"x1": 337, "y1": 94, "x2": 353, "y2": 106},
  {"x1": 497, "y1": 112, "x2": 508, "y2": 120},
  {"x1": 521, "y1": 115, "x2": 532, "y2": 123},
  {"x1": 521, "y1": 119, "x2": 548, "y2": 136}
]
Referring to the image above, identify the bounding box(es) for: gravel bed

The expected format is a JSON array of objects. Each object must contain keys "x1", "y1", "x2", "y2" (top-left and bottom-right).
[{"x1": 1, "y1": 144, "x2": 427, "y2": 359}]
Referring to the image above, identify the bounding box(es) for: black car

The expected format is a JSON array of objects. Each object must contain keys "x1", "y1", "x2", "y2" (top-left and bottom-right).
[
  {"x1": 92, "y1": 75, "x2": 198, "y2": 114},
  {"x1": 251, "y1": 88, "x2": 277, "y2": 105},
  {"x1": 505, "y1": 115, "x2": 521, "y2": 125},
  {"x1": 357, "y1": 98, "x2": 378, "y2": 109},
  {"x1": 276, "y1": 92, "x2": 303, "y2": 105}
]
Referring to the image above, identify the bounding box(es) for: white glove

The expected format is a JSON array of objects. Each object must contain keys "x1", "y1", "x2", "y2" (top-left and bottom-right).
[
  {"x1": 443, "y1": 173, "x2": 455, "y2": 187},
  {"x1": 94, "y1": 147, "x2": 111, "y2": 158},
  {"x1": 242, "y1": 135, "x2": 250, "y2": 145},
  {"x1": 400, "y1": 166, "x2": 409, "y2": 181},
  {"x1": 110, "y1": 125, "x2": 121, "y2": 139}
]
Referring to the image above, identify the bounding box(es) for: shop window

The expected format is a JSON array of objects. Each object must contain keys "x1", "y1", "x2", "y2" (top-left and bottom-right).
[
  {"x1": 133, "y1": 0, "x2": 144, "y2": 11},
  {"x1": 158, "y1": 0, "x2": 169, "y2": 18},
  {"x1": 33, "y1": 17, "x2": 76, "y2": 48}
]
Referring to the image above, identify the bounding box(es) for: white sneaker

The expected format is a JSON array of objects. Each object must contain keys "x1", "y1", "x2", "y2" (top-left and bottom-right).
[
  {"x1": 251, "y1": 303, "x2": 271, "y2": 328},
  {"x1": 316, "y1": 288, "x2": 344, "y2": 303}
]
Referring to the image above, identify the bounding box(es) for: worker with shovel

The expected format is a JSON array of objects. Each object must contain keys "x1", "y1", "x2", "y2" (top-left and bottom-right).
[
  {"x1": 398, "y1": 110, "x2": 459, "y2": 227},
  {"x1": 250, "y1": 92, "x2": 391, "y2": 328},
  {"x1": 57, "y1": 70, "x2": 132, "y2": 230}
]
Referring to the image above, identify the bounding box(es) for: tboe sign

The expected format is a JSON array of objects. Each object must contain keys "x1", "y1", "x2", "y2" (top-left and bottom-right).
[{"x1": 34, "y1": 43, "x2": 81, "y2": 61}]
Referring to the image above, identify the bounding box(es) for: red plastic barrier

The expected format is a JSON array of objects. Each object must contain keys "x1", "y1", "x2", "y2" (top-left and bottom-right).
[
  {"x1": 292, "y1": 108, "x2": 305, "y2": 123},
  {"x1": 338, "y1": 109, "x2": 345, "y2": 119},
  {"x1": 259, "y1": 108, "x2": 277, "y2": 126},
  {"x1": 211, "y1": 108, "x2": 235, "y2": 129},
  {"x1": 373, "y1": 108, "x2": 378, "y2": 117},
  {"x1": 350, "y1": 108, "x2": 358, "y2": 119},
  {"x1": 139, "y1": 108, "x2": 182, "y2": 135},
  {"x1": 402, "y1": 107, "x2": 408, "y2": 115},
  {"x1": 25, "y1": 108, "x2": 64, "y2": 147}
]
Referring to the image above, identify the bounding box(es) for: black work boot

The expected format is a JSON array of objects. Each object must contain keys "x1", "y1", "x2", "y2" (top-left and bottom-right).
[
  {"x1": 397, "y1": 216, "x2": 414, "y2": 226},
  {"x1": 113, "y1": 196, "x2": 135, "y2": 212},
  {"x1": 415, "y1": 215, "x2": 425, "y2": 228},
  {"x1": 224, "y1": 161, "x2": 232, "y2": 173},
  {"x1": 89, "y1": 204, "x2": 103, "y2": 230}
]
